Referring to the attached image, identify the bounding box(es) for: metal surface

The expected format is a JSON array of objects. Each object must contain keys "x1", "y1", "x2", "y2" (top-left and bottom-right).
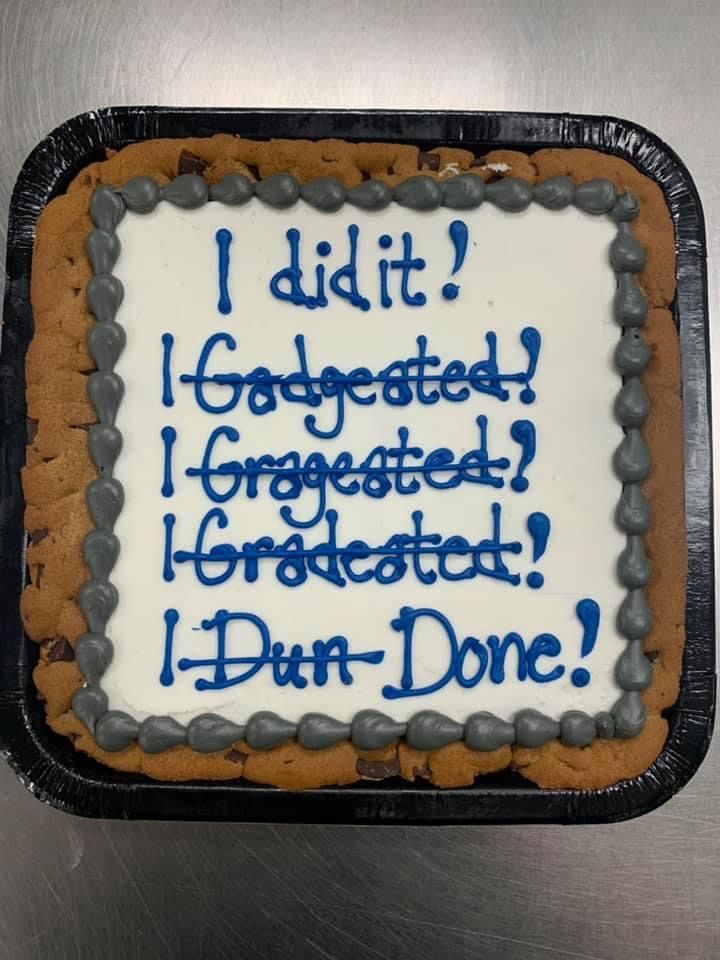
[{"x1": 0, "y1": 0, "x2": 717, "y2": 957}]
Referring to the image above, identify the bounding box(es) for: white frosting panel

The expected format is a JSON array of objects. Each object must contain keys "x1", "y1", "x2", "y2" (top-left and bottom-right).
[{"x1": 103, "y1": 200, "x2": 624, "y2": 724}]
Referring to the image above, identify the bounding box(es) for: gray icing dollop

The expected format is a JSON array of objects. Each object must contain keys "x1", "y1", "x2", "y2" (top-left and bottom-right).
[
  {"x1": 72, "y1": 173, "x2": 653, "y2": 756},
  {"x1": 613, "y1": 691, "x2": 646, "y2": 739},
  {"x1": 614, "y1": 378, "x2": 650, "y2": 427},
  {"x1": 406, "y1": 711, "x2": 464, "y2": 750},
  {"x1": 574, "y1": 178, "x2": 618, "y2": 215},
  {"x1": 464, "y1": 712, "x2": 515, "y2": 751},
  {"x1": 615, "y1": 484, "x2": 651, "y2": 534},
  {"x1": 614, "y1": 273, "x2": 648, "y2": 326},
  {"x1": 161, "y1": 174, "x2": 208, "y2": 209},
  {"x1": 595, "y1": 711, "x2": 616, "y2": 739},
  {"x1": 485, "y1": 177, "x2": 533, "y2": 212},
  {"x1": 610, "y1": 222, "x2": 647, "y2": 273},
  {"x1": 75, "y1": 632, "x2": 113, "y2": 683},
  {"x1": 442, "y1": 173, "x2": 486, "y2": 209},
  {"x1": 533, "y1": 176, "x2": 575, "y2": 210},
  {"x1": 254, "y1": 173, "x2": 300, "y2": 208},
  {"x1": 351, "y1": 710, "x2": 407, "y2": 750},
  {"x1": 86, "y1": 229, "x2": 120, "y2": 274},
  {"x1": 346, "y1": 179, "x2": 392, "y2": 209},
  {"x1": 120, "y1": 177, "x2": 161, "y2": 214},
  {"x1": 244, "y1": 711, "x2": 297, "y2": 750},
  {"x1": 560, "y1": 711, "x2": 596, "y2": 747},
  {"x1": 82, "y1": 530, "x2": 120, "y2": 579},
  {"x1": 86, "y1": 477, "x2": 124, "y2": 530},
  {"x1": 615, "y1": 639, "x2": 653, "y2": 690},
  {"x1": 610, "y1": 191, "x2": 641, "y2": 223},
  {"x1": 617, "y1": 589, "x2": 653, "y2": 639},
  {"x1": 88, "y1": 372, "x2": 124, "y2": 426},
  {"x1": 394, "y1": 175, "x2": 443, "y2": 210},
  {"x1": 87, "y1": 320, "x2": 126, "y2": 371},
  {"x1": 94, "y1": 710, "x2": 139, "y2": 751},
  {"x1": 72, "y1": 684, "x2": 108, "y2": 733},
  {"x1": 86, "y1": 274, "x2": 124, "y2": 324},
  {"x1": 297, "y1": 714, "x2": 352, "y2": 750},
  {"x1": 514, "y1": 710, "x2": 561, "y2": 747},
  {"x1": 90, "y1": 185, "x2": 125, "y2": 230},
  {"x1": 613, "y1": 429, "x2": 651, "y2": 483},
  {"x1": 301, "y1": 177, "x2": 346, "y2": 212},
  {"x1": 138, "y1": 716, "x2": 187, "y2": 753},
  {"x1": 615, "y1": 329, "x2": 651, "y2": 375},
  {"x1": 88, "y1": 424, "x2": 122, "y2": 475},
  {"x1": 617, "y1": 535, "x2": 651, "y2": 588},
  {"x1": 78, "y1": 578, "x2": 117, "y2": 633},
  {"x1": 209, "y1": 174, "x2": 254, "y2": 205},
  {"x1": 187, "y1": 714, "x2": 246, "y2": 753}
]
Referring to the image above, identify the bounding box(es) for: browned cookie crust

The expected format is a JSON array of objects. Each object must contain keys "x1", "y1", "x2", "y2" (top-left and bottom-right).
[{"x1": 23, "y1": 136, "x2": 683, "y2": 789}]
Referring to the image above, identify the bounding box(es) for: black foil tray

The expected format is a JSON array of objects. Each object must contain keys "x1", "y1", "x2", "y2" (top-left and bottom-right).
[{"x1": 0, "y1": 109, "x2": 713, "y2": 822}]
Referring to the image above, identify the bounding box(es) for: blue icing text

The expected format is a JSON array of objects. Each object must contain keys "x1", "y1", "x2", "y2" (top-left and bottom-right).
[
  {"x1": 161, "y1": 608, "x2": 385, "y2": 691},
  {"x1": 158, "y1": 601, "x2": 600, "y2": 696},
  {"x1": 269, "y1": 224, "x2": 434, "y2": 310},
  {"x1": 183, "y1": 418, "x2": 546, "y2": 529},
  {"x1": 178, "y1": 328, "x2": 541, "y2": 438},
  {"x1": 167, "y1": 503, "x2": 523, "y2": 589}
]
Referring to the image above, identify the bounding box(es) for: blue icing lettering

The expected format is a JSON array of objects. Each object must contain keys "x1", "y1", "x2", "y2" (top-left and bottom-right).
[
  {"x1": 269, "y1": 228, "x2": 315, "y2": 308},
  {"x1": 441, "y1": 219, "x2": 469, "y2": 301},
  {"x1": 389, "y1": 231, "x2": 426, "y2": 306},
  {"x1": 382, "y1": 605, "x2": 567, "y2": 700},
  {"x1": 159, "y1": 603, "x2": 594, "y2": 697},
  {"x1": 178, "y1": 329, "x2": 541, "y2": 436},
  {"x1": 172, "y1": 504, "x2": 523, "y2": 589},
  {"x1": 184, "y1": 420, "x2": 518, "y2": 528},
  {"x1": 268, "y1": 225, "x2": 435, "y2": 310},
  {"x1": 328, "y1": 224, "x2": 370, "y2": 311},
  {"x1": 160, "y1": 425, "x2": 177, "y2": 498},
  {"x1": 171, "y1": 609, "x2": 384, "y2": 691},
  {"x1": 215, "y1": 228, "x2": 233, "y2": 315},
  {"x1": 161, "y1": 332, "x2": 174, "y2": 407}
]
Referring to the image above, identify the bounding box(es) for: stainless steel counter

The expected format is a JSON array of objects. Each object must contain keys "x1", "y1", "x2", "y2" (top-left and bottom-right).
[{"x1": 0, "y1": 1, "x2": 717, "y2": 957}]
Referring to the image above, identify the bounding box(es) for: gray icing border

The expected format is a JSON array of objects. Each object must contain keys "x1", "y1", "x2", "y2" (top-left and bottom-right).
[{"x1": 74, "y1": 172, "x2": 652, "y2": 755}]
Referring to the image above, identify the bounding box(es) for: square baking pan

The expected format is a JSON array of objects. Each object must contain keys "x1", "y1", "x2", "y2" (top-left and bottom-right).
[{"x1": 0, "y1": 108, "x2": 713, "y2": 822}]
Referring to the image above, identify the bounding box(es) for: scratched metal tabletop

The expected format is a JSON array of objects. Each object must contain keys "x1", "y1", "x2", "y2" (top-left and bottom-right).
[{"x1": 0, "y1": 1, "x2": 718, "y2": 958}]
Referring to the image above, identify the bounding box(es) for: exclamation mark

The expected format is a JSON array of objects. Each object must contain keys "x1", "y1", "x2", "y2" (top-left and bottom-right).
[
  {"x1": 526, "y1": 512, "x2": 550, "y2": 589},
  {"x1": 441, "y1": 220, "x2": 469, "y2": 300},
  {"x1": 510, "y1": 419, "x2": 536, "y2": 492},
  {"x1": 570, "y1": 599, "x2": 600, "y2": 687}
]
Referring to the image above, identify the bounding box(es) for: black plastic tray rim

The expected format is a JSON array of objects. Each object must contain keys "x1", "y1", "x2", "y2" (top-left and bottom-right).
[{"x1": 0, "y1": 107, "x2": 714, "y2": 823}]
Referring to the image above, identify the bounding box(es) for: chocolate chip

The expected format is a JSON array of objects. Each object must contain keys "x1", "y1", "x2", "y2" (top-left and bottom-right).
[
  {"x1": 418, "y1": 151, "x2": 440, "y2": 171},
  {"x1": 356, "y1": 758, "x2": 400, "y2": 779},
  {"x1": 177, "y1": 150, "x2": 208, "y2": 176},
  {"x1": 412, "y1": 764, "x2": 431, "y2": 780},
  {"x1": 224, "y1": 748, "x2": 247, "y2": 764},
  {"x1": 30, "y1": 528, "x2": 49, "y2": 545},
  {"x1": 645, "y1": 650, "x2": 660, "y2": 662},
  {"x1": 26, "y1": 418, "x2": 38, "y2": 442},
  {"x1": 48, "y1": 637, "x2": 75, "y2": 662}
]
